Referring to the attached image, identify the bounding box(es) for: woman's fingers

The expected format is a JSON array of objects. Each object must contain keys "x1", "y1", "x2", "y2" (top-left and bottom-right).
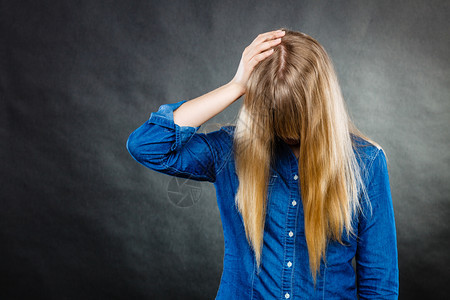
[
  {"x1": 252, "y1": 30, "x2": 285, "y2": 45},
  {"x1": 248, "y1": 47, "x2": 276, "y2": 68},
  {"x1": 229, "y1": 29, "x2": 286, "y2": 92},
  {"x1": 245, "y1": 30, "x2": 285, "y2": 61},
  {"x1": 243, "y1": 30, "x2": 285, "y2": 73},
  {"x1": 245, "y1": 37, "x2": 281, "y2": 65},
  {"x1": 244, "y1": 30, "x2": 284, "y2": 54},
  {"x1": 256, "y1": 38, "x2": 282, "y2": 53}
]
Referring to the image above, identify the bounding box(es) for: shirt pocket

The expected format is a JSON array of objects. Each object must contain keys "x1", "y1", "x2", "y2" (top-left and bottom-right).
[
  {"x1": 266, "y1": 173, "x2": 278, "y2": 209},
  {"x1": 268, "y1": 173, "x2": 278, "y2": 186}
]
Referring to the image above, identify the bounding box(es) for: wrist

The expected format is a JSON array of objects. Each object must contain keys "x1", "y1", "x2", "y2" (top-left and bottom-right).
[{"x1": 227, "y1": 81, "x2": 246, "y2": 97}]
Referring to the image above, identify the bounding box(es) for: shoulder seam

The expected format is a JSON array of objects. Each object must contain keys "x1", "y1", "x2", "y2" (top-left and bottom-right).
[
  {"x1": 215, "y1": 129, "x2": 234, "y2": 176},
  {"x1": 197, "y1": 134, "x2": 218, "y2": 182},
  {"x1": 366, "y1": 148, "x2": 383, "y2": 188},
  {"x1": 216, "y1": 145, "x2": 233, "y2": 176}
]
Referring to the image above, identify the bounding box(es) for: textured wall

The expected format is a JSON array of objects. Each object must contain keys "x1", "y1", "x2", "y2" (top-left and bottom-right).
[{"x1": 1, "y1": 0, "x2": 448, "y2": 299}]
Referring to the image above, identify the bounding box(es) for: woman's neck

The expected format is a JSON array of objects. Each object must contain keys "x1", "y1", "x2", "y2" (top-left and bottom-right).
[{"x1": 289, "y1": 144, "x2": 300, "y2": 160}]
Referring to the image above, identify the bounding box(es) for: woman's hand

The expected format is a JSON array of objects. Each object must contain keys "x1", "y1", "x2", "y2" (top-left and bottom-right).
[{"x1": 229, "y1": 29, "x2": 285, "y2": 94}]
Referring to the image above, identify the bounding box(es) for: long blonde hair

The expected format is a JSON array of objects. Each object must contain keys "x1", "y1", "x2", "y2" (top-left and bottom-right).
[{"x1": 233, "y1": 27, "x2": 378, "y2": 284}]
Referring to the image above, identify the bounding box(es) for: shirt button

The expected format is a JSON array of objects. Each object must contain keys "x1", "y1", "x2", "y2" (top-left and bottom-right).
[
  {"x1": 291, "y1": 200, "x2": 297, "y2": 206},
  {"x1": 285, "y1": 293, "x2": 290, "y2": 299},
  {"x1": 289, "y1": 231, "x2": 294, "y2": 237},
  {"x1": 287, "y1": 261, "x2": 292, "y2": 267},
  {"x1": 293, "y1": 174, "x2": 298, "y2": 180}
]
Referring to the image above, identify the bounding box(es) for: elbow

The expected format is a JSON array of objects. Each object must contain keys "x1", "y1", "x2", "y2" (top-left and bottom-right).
[
  {"x1": 126, "y1": 121, "x2": 178, "y2": 169},
  {"x1": 125, "y1": 129, "x2": 171, "y2": 168},
  {"x1": 126, "y1": 131, "x2": 143, "y2": 162}
]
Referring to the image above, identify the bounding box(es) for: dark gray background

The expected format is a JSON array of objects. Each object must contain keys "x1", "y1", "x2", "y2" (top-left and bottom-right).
[{"x1": 1, "y1": 0, "x2": 449, "y2": 299}]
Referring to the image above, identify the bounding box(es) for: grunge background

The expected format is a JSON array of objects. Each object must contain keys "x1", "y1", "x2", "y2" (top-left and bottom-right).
[{"x1": 1, "y1": 0, "x2": 449, "y2": 299}]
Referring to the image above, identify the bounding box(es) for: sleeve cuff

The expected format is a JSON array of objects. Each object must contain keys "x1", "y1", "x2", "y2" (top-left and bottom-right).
[{"x1": 147, "y1": 100, "x2": 201, "y2": 152}]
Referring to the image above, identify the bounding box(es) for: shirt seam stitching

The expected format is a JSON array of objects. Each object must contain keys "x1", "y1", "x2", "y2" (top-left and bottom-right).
[{"x1": 216, "y1": 139, "x2": 233, "y2": 176}]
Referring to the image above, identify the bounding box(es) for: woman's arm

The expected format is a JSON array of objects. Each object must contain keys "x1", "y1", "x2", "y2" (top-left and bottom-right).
[
  {"x1": 172, "y1": 81, "x2": 244, "y2": 127},
  {"x1": 173, "y1": 30, "x2": 285, "y2": 127},
  {"x1": 356, "y1": 148, "x2": 399, "y2": 299},
  {"x1": 126, "y1": 30, "x2": 285, "y2": 181}
]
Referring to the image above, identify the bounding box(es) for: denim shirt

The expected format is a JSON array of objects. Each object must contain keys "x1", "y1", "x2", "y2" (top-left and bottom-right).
[{"x1": 126, "y1": 100, "x2": 399, "y2": 299}]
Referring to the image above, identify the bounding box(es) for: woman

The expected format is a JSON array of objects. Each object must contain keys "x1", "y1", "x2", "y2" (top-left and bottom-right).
[{"x1": 127, "y1": 28, "x2": 399, "y2": 299}]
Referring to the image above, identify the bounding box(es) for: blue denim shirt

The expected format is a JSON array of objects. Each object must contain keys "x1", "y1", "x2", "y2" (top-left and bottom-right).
[{"x1": 126, "y1": 100, "x2": 399, "y2": 299}]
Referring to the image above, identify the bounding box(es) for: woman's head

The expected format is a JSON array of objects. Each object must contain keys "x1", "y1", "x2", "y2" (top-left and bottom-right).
[
  {"x1": 233, "y1": 27, "x2": 375, "y2": 284},
  {"x1": 243, "y1": 28, "x2": 350, "y2": 146}
]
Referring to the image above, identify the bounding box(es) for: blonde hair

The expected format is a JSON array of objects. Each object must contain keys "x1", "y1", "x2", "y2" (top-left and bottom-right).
[{"x1": 232, "y1": 27, "x2": 378, "y2": 285}]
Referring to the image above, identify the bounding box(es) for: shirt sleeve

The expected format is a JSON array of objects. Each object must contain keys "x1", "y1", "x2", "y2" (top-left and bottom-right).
[
  {"x1": 356, "y1": 148, "x2": 399, "y2": 299},
  {"x1": 126, "y1": 99, "x2": 230, "y2": 183}
]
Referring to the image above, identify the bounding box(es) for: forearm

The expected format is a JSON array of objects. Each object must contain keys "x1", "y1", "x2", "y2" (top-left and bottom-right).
[{"x1": 173, "y1": 81, "x2": 245, "y2": 127}]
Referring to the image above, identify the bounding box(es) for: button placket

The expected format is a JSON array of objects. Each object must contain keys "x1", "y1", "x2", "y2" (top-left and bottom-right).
[{"x1": 281, "y1": 172, "x2": 299, "y2": 300}]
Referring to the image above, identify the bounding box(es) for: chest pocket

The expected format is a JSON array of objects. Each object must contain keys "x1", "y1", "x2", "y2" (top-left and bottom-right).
[
  {"x1": 265, "y1": 173, "x2": 278, "y2": 217},
  {"x1": 268, "y1": 173, "x2": 278, "y2": 185},
  {"x1": 267, "y1": 173, "x2": 278, "y2": 197}
]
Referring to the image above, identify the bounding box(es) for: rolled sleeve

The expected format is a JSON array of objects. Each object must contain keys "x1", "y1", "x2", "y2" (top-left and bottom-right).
[
  {"x1": 145, "y1": 100, "x2": 201, "y2": 153},
  {"x1": 126, "y1": 100, "x2": 219, "y2": 182},
  {"x1": 356, "y1": 149, "x2": 399, "y2": 299}
]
